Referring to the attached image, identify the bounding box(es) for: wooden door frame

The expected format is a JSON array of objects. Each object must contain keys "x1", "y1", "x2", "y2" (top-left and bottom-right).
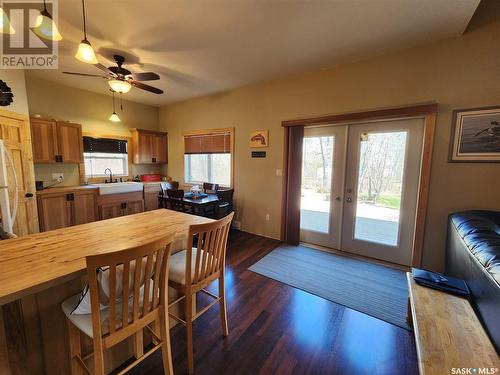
[{"x1": 281, "y1": 103, "x2": 438, "y2": 267}]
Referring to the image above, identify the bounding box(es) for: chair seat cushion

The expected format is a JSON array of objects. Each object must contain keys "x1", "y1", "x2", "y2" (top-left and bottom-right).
[
  {"x1": 62, "y1": 283, "x2": 154, "y2": 338},
  {"x1": 169, "y1": 248, "x2": 213, "y2": 285}
]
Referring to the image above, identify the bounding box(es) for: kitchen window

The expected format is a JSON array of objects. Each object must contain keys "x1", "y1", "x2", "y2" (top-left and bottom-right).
[
  {"x1": 183, "y1": 129, "x2": 233, "y2": 187},
  {"x1": 83, "y1": 136, "x2": 128, "y2": 178}
]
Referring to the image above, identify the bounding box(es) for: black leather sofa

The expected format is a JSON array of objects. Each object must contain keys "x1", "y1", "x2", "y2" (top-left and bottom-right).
[{"x1": 446, "y1": 210, "x2": 500, "y2": 353}]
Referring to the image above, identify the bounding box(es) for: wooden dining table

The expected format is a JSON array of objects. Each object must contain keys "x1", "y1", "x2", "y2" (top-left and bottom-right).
[
  {"x1": 160, "y1": 193, "x2": 220, "y2": 216},
  {"x1": 0, "y1": 209, "x2": 212, "y2": 375}
]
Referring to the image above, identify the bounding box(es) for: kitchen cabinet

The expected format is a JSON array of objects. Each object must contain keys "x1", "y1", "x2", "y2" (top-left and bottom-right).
[
  {"x1": 143, "y1": 183, "x2": 162, "y2": 211},
  {"x1": 37, "y1": 187, "x2": 98, "y2": 232},
  {"x1": 31, "y1": 119, "x2": 83, "y2": 163},
  {"x1": 97, "y1": 191, "x2": 144, "y2": 220},
  {"x1": 131, "y1": 128, "x2": 168, "y2": 164}
]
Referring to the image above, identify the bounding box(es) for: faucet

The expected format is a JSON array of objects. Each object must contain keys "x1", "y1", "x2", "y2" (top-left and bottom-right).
[{"x1": 104, "y1": 168, "x2": 113, "y2": 183}]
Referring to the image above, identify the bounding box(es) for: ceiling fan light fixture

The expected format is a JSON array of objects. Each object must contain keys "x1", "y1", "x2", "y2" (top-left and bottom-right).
[
  {"x1": 75, "y1": 39, "x2": 98, "y2": 64},
  {"x1": 109, "y1": 111, "x2": 121, "y2": 122},
  {"x1": 33, "y1": 7, "x2": 62, "y2": 41},
  {"x1": 108, "y1": 79, "x2": 131, "y2": 94},
  {"x1": 0, "y1": 8, "x2": 15, "y2": 34}
]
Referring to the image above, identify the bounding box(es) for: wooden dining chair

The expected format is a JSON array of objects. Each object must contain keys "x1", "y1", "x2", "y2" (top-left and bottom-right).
[
  {"x1": 215, "y1": 189, "x2": 234, "y2": 219},
  {"x1": 159, "y1": 182, "x2": 180, "y2": 208},
  {"x1": 168, "y1": 212, "x2": 234, "y2": 374},
  {"x1": 202, "y1": 182, "x2": 219, "y2": 194},
  {"x1": 62, "y1": 234, "x2": 176, "y2": 375},
  {"x1": 166, "y1": 189, "x2": 190, "y2": 213}
]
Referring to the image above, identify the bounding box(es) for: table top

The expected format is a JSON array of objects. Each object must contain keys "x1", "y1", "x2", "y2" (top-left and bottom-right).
[
  {"x1": 0, "y1": 210, "x2": 212, "y2": 305},
  {"x1": 161, "y1": 193, "x2": 219, "y2": 206},
  {"x1": 406, "y1": 273, "x2": 499, "y2": 374}
]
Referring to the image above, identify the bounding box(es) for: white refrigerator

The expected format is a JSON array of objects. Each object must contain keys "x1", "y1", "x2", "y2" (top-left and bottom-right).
[{"x1": 0, "y1": 139, "x2": 18, "y2": 234}]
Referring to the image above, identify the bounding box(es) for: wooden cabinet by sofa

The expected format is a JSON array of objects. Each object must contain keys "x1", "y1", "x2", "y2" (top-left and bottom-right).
[
  {"x1": 31, "y1": 119, "x2": 83, "y2": 163},
  {"x1": 37, "y1": 187, "x2": 98, "y2": 232},
  {"x1": 143, "y1": 183, "x2": 162, "y2": 211},
  {"x1": 131, "y1": 128, "x2": 168, "y2": 164},
  {"x1": 97, "y1": 191, "x2": 144, "y2": 220}
]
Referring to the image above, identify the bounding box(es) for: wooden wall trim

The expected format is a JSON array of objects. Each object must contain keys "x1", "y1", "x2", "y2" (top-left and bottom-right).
[
  {"x1": 280, "y1": 104, "x2": 438, "y2": 268},
  {"x1": 282, "y1": 103, "x2": 438, "y2": 127},
  {"x1": 411, "y1": 112, "x2": 436, "y2": 267}
]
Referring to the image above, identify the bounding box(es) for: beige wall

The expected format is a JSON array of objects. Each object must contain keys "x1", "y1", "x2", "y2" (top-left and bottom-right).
[
  {"x1": 25, "y1": 76, "x2": 163, "y2": 186},
  {"x1": 159, "y1": 3, "x2": 500, "y2": 272},
  {"x1": 0, "y1": 70, "x2": 29, "y2": 115}
]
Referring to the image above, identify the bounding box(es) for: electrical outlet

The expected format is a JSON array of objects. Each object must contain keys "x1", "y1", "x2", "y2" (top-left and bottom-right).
[
  {"x1": 276, "y1": 169, "x2": 282, "y2": 177},
  {"x1": 52, "y1": 173, "x2": 64, "y2": 181},
  {"x1": 265, "y1": 214, "x2": 270, "y2": 221},
  {"x1": 232, "y1": 220, "x2": 241, "y2": 230}
]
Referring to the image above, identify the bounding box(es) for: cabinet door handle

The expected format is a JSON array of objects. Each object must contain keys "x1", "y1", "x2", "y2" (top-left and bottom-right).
[
  {"x1": 152, "y1": 157, "x2": 156, "y2": 163},
  {"x1": 25, "y1": 192, "x2": 34, "y2": 198}
]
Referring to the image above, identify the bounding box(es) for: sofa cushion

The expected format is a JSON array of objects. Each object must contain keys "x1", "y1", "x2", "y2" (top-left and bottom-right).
[{"x1": 450, "y1": 210, "x2": 500, "y2": 285}]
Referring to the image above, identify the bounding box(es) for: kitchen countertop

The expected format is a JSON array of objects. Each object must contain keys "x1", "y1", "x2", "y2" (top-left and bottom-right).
[
  {"x1": 35, "y1": 185, "x2": 98, "y2": 195},
  {"x1": 0, "y1": 209, "x2": 212, "y2": 305}
]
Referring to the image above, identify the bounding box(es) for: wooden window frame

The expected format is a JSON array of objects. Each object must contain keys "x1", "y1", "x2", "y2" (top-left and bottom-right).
[
  {"x1": 281, "y1": 103, "x2": 438, "y2": 268},
  {"x1": 182, "y1": 128, "x2": 235, "y2": 188},
  {"x1": 80, "y1": 132, "x2": 133, "y2": 184}
]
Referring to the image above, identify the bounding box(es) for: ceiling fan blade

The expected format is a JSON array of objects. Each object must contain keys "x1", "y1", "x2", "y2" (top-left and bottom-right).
[
  {"x1": 95, "y1": 63, "x2": 111, "y2": 73},
  {"x1": 131, "y1": 81, "x2": 164, "y2": 94},
  {"x1": 129, "y1": 72, "x2": 160, "y2": 81},
  {"x1": 62, "y1": 72, "x2": 107, "y2": 78}
]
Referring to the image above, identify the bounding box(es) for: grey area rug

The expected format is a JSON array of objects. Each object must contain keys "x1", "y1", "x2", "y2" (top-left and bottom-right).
[{"x1": 249, "y1": 245, "x2": 410, "y2": 330}]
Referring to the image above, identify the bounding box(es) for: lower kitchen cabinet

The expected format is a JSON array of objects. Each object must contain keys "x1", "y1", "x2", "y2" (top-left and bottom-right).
[
  {"x1": 97, "y1": 191, "x2": 144, "y2": 220},
  {"x1": 37, "y1": 188, "x2": 98, "y2": 232},
  {"x1": 144, "y1": 183, "x2": 161, "y2": 211}
]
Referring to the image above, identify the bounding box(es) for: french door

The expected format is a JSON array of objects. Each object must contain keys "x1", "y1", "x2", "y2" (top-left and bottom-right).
[{"x1": 299, "y1": 117, "x2": 424, "y2": 266}]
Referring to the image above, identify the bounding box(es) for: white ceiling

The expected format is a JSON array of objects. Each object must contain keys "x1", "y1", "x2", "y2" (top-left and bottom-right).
[{"x1": 26, "y1": 0, "x2": 480, "y2": 107}]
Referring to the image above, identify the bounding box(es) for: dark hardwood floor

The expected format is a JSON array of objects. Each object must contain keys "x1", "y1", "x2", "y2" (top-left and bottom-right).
[{"x1": 131, "y1": 230, "x2": 418, "y2": 375}]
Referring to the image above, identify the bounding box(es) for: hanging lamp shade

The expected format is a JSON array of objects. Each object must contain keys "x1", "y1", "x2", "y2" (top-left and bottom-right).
[
  {"x1": 0, "y1": 8, "x2": 15, "y2": 34},
  {"x1": 75, "y1": 39, "x2": 98, "y2": 64},
  {"x1": 109, "y1": 112, "x2": 121, "y2": 122},
  {"x1": 33, "y1": 6, "x2": 62, "y2": 41},
  {"x1": 108, "y1": 79, "x2": 131, "y2": 94},
  {"x1": 75, "y1": 0, "x2": 98, "y2": 64}
]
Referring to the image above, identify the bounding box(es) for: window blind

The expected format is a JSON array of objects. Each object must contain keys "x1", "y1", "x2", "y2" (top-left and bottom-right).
[
  {"x1": 184, "y1": 132, "x2": 231, "y2": 154},
  {"x1": 83, "y1": 136, "x2": 128, "y2": 154}
]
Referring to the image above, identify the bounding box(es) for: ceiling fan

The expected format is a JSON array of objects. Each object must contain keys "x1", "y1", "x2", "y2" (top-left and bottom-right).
[{"x1": 63, "y1": 54, "x2": 164, "y2": 95}]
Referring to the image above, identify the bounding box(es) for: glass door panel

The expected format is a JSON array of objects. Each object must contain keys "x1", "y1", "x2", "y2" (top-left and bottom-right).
[
  {"x1": 353, "y1": 131, "x2": 407, "y2": 247},
  {"x1": 300, "y1": 135, "x2": 334, "y2": 234},
  {"x1": 300, "y1": 126, "x2": 347, "y2": 249},
  {"x1": 341, "y1": 118, "x2": 424, "y2": 265}
]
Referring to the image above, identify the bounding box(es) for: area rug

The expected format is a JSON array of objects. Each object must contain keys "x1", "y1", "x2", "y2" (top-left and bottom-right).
[{"x1": 249, "y1": 244, "x2": 410, "y2": 330}]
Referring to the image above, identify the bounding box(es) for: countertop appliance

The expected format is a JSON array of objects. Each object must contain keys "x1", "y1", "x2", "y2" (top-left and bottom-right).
[
  {"x1": 0, "y1": 140, "x2": 18, "y2": 234},
  {"x1": 140, "y1": 174, "x2": 161, "y2": 182}
]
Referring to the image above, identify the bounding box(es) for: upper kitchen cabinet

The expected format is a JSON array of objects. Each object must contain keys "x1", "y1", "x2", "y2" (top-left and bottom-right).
[
  {"x1": 131, "y1": 128, "x2": 168, "y2": 164},
  {"x1": 30, "y1": 119, "x2": 83, "y2": 163}
]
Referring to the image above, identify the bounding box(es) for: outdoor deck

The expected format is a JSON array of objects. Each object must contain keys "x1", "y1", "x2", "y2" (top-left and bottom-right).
[{"x1": 300, "y1": 209, "x2": 398, "y2": 246}]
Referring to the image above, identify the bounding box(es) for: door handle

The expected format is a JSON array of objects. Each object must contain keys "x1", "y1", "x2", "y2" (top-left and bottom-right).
[
  {"x1": 334, "y1": 196, "x2": 342, "y2": 201},
  {"x1": 345, "y1": 197, "x2": 352, "y2": 203}
]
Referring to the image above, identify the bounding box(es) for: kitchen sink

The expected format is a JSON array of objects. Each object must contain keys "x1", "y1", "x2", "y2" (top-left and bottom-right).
[{"x1": 92, "y1": 181, "x2": 144, "y2": 195}]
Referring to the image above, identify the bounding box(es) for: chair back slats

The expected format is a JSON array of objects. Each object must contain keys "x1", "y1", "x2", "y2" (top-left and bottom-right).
[
  {"x1": 186, "y1": 213, "x2": 234, "y2": 288},
  {"x1": 142, "y1": 254, "x2": 154, "y2": 317},
  {"x1": 121, "y1": 261, "x2": 130, "y2": 329},
  {"x1": 108, "y1": 266, "x2": 117, "y2": 334},
  {"x1": 132, "y1": 257, "x2": 142, "y2": 322},
  {"x1": 85, "y1": 234, "x2": 174, "y2": 340}
]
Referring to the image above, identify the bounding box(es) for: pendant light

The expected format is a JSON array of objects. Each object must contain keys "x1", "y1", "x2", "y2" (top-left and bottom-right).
[
  {"x1": 75, "y1": 0, "x2": 97, "y2": 64},
  {"x1": 33, "y1": 0, "x2": 62, "y2": 41},
  {"x1": 0, "y1": 8, "x2": 15, "y2": 34},
  {"x1": 109, "y1": 90, "x2": 121, "y2": 122}
]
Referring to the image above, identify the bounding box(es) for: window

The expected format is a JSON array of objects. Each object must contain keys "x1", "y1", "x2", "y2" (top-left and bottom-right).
[
  {"x1": 183, "y1": 130, "x2": 233, "y2": 187},
  {"x1": 83, "y1": 137, "x2": 128, "y2": 178}
]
